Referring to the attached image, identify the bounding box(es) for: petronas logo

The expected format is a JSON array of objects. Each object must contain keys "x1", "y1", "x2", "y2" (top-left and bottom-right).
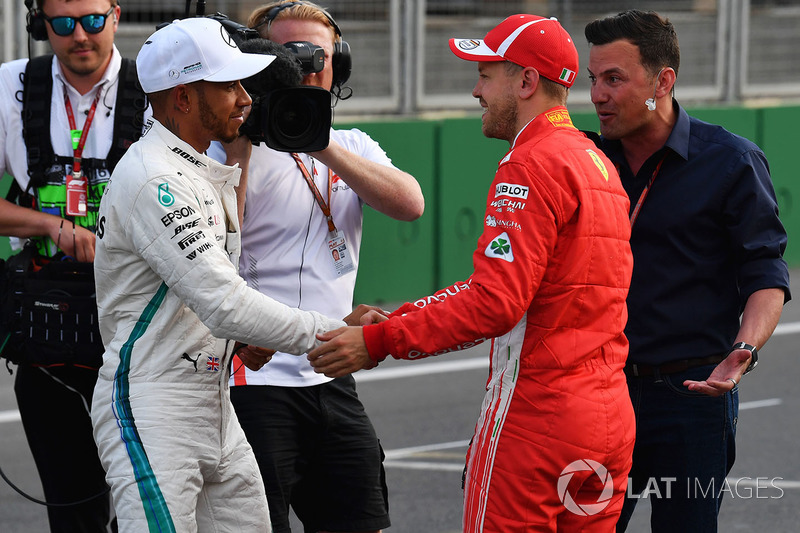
[
  {"x1": 158, "y1": 183, "x2": 175, "y2": 207},
  {"x1": 485, "y1": 232, "x2": 514, "y2": 262}
]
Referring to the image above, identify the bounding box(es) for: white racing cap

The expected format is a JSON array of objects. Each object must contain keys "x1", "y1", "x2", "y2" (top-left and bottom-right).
[{"x1": 137, "y1": 17, "x2": 275, "y2": 93}]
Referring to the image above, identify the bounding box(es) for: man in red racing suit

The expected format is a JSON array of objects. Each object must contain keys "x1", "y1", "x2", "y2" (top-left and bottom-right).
[{"x1": 309, "y1": 15, "x2": 635, "y2": 532}]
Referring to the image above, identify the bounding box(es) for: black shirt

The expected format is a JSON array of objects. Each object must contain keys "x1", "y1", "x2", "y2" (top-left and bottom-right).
[{"x1": 600, "y1": 101, "x2": 790, "y2": 365}]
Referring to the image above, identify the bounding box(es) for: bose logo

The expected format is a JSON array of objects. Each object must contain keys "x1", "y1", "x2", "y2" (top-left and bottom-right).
[{"x1": 171, "y1": 146, "x2": 206, "y2": 168}]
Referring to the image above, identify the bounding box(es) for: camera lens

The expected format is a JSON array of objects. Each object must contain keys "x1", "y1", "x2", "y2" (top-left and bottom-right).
[
  {"x1": 265, "y1": 87, "x2": 331, "y2": 152},
  {"x1": 275, "y1": 96, "x2": 314, "y2": 140}
]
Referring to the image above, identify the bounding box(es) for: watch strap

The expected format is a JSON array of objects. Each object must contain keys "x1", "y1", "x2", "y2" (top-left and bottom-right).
[{"x1": 730, "y1": 342, "x2": 758, "y2": 374}]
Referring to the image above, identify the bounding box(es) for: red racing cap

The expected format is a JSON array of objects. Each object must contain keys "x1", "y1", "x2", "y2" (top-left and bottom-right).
[{"x1": 449, "y1": 14, "x2": 579, "y2": 88}]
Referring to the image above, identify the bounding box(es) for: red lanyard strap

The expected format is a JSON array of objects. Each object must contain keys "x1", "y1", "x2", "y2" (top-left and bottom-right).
[
  {"x1": 291, "y1": 152, "x2": 336, "y2": 233},
  {"x1": 63, "y1": 84, "x2": 102, "y2": 176},
  {"x1": 629, "y1": 156, "x2": 666, "y2": 227}
]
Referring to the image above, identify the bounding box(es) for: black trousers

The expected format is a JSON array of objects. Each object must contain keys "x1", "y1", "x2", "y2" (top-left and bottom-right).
[
  {"x1": 14, "y1": 364, "x2": 115, "y2": 533},
  {"x1": 231, "y1": 376, "x2": 389, "y2": 533}
]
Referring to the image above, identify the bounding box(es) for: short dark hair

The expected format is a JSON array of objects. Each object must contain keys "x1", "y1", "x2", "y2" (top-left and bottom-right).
[{"x1": 584, "y1": 10, "x2": 680, "y2": 77}]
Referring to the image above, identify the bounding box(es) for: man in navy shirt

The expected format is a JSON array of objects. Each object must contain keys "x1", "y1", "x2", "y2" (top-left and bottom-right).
[{"x1": 585, "y1": 10, "x2": 790, "y2": 532}]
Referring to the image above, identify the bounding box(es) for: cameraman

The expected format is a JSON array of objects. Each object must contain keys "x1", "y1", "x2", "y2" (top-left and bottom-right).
[
  {"x1": 218, "y1": 2, "x2": 424, "y2": 532},
  {"x1": 0, "y1": 1, "x2": 145, "y2": 530}
]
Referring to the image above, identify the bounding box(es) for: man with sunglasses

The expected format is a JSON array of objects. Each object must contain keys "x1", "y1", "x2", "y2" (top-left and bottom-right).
[
  {"x1": 0, "y1": 1, "x2": 143, "y2": 531},
  {"x1": 42, "y1": 5, "x2": 115, "y2": 34}
]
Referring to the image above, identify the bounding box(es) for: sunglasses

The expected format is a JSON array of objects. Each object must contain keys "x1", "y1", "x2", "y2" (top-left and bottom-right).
[{"x1": 43, "y1": 6, "x2": 115, "y2": 37}]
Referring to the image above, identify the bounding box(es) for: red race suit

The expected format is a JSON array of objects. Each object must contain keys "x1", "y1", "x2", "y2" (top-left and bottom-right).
[{"x1": 363, "y1": 107, "x2": 635, "y2": 532}]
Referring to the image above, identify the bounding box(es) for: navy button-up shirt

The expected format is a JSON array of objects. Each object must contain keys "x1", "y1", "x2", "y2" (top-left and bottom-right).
[{"x1": 599, "y1": 101, "x2": 790, "y2": 365}]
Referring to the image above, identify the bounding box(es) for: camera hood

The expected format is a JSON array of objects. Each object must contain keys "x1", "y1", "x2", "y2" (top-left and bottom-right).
[{"x1": 256, "y1": 86, "x2": 331, "y2": 153}]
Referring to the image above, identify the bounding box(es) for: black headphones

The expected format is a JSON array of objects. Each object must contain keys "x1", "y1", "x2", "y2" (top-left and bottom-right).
[
  {"x1": 24, "y1": 0, "x2": 48, "y2": 41},
  {"x1": 259, "y1": 1, "x2": 351, "y2": 89}
]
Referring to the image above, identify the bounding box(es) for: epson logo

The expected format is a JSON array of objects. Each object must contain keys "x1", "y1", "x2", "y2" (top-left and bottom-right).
[
  {"x1": 171, "y1": 146, "x2": 207, "y2": 168},
  {"x1": 495, "y1": 183, "x2": 529, "y2": 199},
  {"x1": 161, "y1": 206, "x2": 197, "y2": 227}
]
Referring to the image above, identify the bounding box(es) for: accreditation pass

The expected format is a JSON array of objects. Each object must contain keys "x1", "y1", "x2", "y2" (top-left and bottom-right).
[{"x1": 328, "y1": 232, "x2": 355, "y2": 276}]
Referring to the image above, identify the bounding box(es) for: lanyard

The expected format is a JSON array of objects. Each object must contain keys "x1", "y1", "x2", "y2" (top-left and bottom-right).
[
  {"x1": 628, "y1": 156, "x2": 666, "y2": 227},
  {"x1": 63, "y1": 84, "x2": 102, "y2": 178},
  {"x1": 290, "y1": 152, "x2": 336, "y2": 233}
]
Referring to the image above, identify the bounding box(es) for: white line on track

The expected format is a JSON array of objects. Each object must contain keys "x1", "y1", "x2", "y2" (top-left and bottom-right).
[
  {"x1": 739, "y1": 398, "x2": 782, "y2": 410},
  {"x1": 0, "y1": 410, "x2": 20, "y2": 424},
  {"x1": 0, "y1": 383, "x2": 787, "y2": 428},
  {"x1": 729, "y1": 477, "x2": 800, "y2": 489},
  {"x1": 773, "y1": 321, "x2": 800, "y2": 335},
  {"x1": 379, "y1": 398, "x2": 784, "y2": 473},
  {"x1": 1, "y1": 322, "x2": 797, "y2": 424},
  {"x1": 383, "y1": 461, "x2": 465, "y2": 472},
  {"x1": 356, "y1": 320, "x2": 800, "y2": 384},
  {"x1": 385, "y1": 440, "x2": 470, "y2": 460},
  {"x1": 354, "y1": 357, "x2": 487, "y2": 382}
]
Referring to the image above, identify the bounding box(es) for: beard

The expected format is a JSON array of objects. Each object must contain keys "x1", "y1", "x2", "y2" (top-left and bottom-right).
[
  {"x1": 58, "y1": 44, "x2": 103, "y2": 77},
  {"x1": 196, "y1": 89, "x2": 239, "y2": 144},
  {"x1": 482, "y1": 92, "x2": 518, "y2": 142}
]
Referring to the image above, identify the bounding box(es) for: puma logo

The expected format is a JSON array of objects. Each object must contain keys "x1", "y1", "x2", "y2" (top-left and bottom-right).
[{"x1": 181, "y1": 352, "x2": 200, "y2": 372}]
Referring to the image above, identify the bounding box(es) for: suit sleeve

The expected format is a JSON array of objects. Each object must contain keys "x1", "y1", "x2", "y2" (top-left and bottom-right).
[{"x1": 125, "y1": 173, "x2": 345, "y2": 354}]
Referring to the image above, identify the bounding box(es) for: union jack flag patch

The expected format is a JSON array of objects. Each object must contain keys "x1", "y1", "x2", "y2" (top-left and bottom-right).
[{"x1": 207, "y1": 356, "x2": 220, "y2": 372}]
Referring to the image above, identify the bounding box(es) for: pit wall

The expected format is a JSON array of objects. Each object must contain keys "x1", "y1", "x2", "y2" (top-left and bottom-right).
[{"x1": 1, "y1": 105, "x2": 797, "y2": 304}]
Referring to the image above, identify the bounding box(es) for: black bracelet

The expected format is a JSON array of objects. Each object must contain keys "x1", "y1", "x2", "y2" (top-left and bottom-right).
[{"x1": 730, "y1": 342, "x2": 759, "y2": 374}]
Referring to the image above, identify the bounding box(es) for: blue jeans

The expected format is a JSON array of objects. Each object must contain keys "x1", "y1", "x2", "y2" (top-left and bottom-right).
[{"x1": 617, "y1": 364, "x2": 738, "y2": 533}]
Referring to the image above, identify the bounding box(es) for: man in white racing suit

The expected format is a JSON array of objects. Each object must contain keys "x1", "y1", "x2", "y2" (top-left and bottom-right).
[{"x1": 90, "y1": 18, "x2": 344, "y2": 532}]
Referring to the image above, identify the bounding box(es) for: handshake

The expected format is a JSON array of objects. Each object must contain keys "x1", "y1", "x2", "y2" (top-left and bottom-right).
[{"x1": 234, "y1": 304, "x2": 389, "y2": 375}]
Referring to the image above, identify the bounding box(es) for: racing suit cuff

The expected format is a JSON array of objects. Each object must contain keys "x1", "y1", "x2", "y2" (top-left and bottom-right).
[{"x1": 363, "y1": 323, "x2": 390, "y2": 363}]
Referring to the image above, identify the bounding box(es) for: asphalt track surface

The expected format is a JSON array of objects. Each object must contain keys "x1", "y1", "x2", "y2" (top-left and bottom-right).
[{"x1": 2, "y1": 271, "x2": 800, "y2": 532}]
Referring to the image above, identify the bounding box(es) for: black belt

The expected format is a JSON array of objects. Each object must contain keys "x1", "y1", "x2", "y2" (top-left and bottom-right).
[{"x1": 624, "y1": 354, "x2": 725, "y2": 377}]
